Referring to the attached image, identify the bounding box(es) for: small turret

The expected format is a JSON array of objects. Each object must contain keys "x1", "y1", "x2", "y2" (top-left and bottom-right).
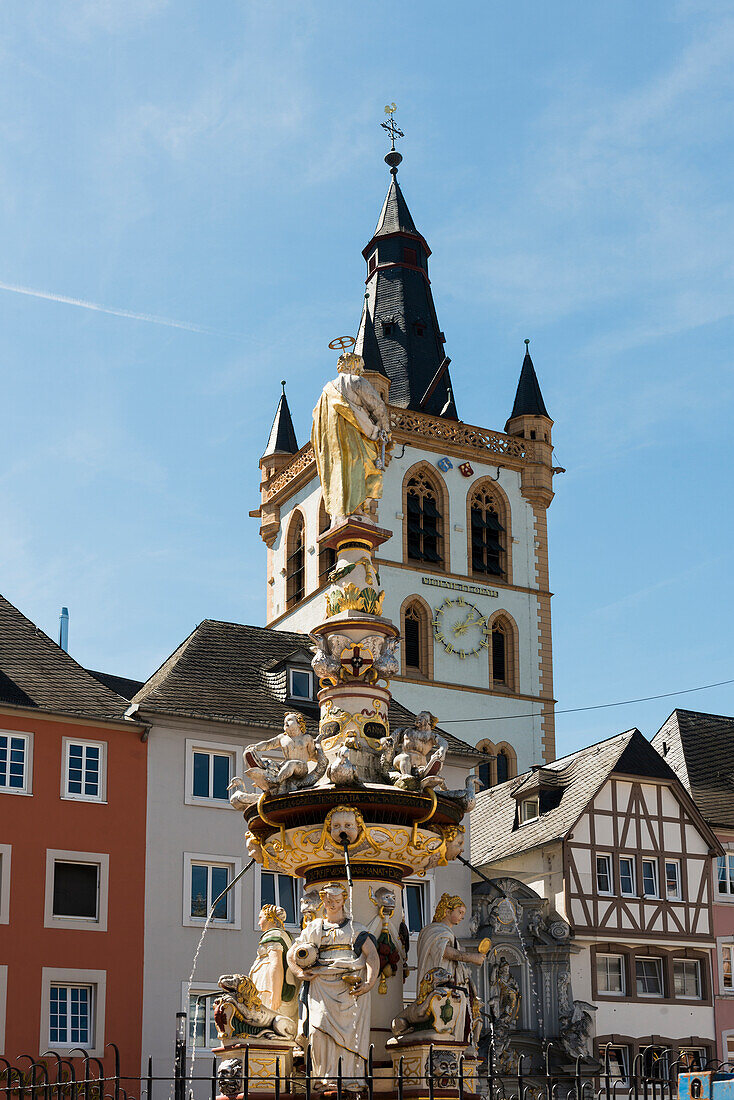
[
  {"x1": 505, "y1": 341, "x2": 554, "y2": 508},
  {"x1": 256, "y1": 381, "x2": 299, "y2": 547}
]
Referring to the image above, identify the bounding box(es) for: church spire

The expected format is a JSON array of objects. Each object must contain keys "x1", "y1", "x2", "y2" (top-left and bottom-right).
[
  {"x1": 507, "y1": 340, "x2": 550, "y2": 424},
  {"x1": 262, "y1": 381, "x2": 298, "y2": 458},
  {"x1": 357, "y1": 108, "x2": 457, "y2": 419}
]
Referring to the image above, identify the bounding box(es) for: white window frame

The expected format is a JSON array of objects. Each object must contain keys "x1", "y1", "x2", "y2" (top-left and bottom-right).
[
  {"x1": 183, "y1": 852, "x2": 242, "y2": 929},
  {"x1": 181, "y1": 982, "x2": 220, "y2": 1053},
  {"x1": 719, "y1": 941, "x2": 734, "y2": 994},
  {"x1": 596, "y1": 952, "x2": 625, "y2": 995},
  {"x1": 642, "y1": 857, "x2": 659, "y2": 898},
  {"x1": 603, "y1": 1044, "x2": 630, "y2": 1083},
  {"x1": 717, "y1": 852, "x2": 734, "y2": 899},
  {"x1": 619, "y1": 855, "x2": 637, "y2": 897},
  {"x1": 679, "y1": 1048, "x2": 707, "y2": 1071},
  {"x1": 403, "y1": 875, "x2": 434, "y2": 938},
  {"x1": 44, "y1": 850, "x2": 109, "y2": 932},
  {"x1": 0, "y1": 964, "x2": 7, "y2": 1056},
  {"x1": 723, "y1": 1029, "x2": 734, "y2": 1065},
  {"x1": 40, "y1": 968, "x2": 106, "y2": 1057},
  {"x1": 519, "y1": 797, "x2": 539, "y2": 824},
  {"x1": 256, "y1": 868, "x2": 301, "y2": 931},
  {"x1": 288, "y1": 667, "x2": 313, "y2": 701},
  {"x1": 61, "y1": 737, "x2": 107, "y2": 803},
  {"x1": 596, "y1": 853, "x2": 613, "y2": 895},
  {"x1": 665, "y1": 858, "x2": 682, "y2": 901},
  {"x1": 0, "y1": 729, "x2": 32, "y2": 796},
  {"x1": 674, "y1": 958, "x2": 702, "y2": 999},
  {"x1": 0, "y1": 843, "x2": 11, "y2": 924},
  {"x1": 635, "y1": 956, "x2": 664, "y2": 997},
  {"x1": 184, "y1": 739, "x2": 239, "y2": 808}
]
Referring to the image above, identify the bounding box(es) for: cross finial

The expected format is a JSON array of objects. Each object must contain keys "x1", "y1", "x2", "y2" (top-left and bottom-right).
[{"x1": 381, "y1": 103, "x2": 404, "y2": 175}]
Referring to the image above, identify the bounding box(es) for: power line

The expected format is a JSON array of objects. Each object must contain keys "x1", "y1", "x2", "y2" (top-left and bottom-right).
[{"x1": 439, "y1": 675, "x2": 734, "y2": 724}]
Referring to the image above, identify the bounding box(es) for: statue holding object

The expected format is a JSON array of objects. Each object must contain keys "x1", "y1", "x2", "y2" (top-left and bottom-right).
[
  {"x1": 244, "y1": 711, "x2": 327, "y2": 796},
  {"x1": 311, "y1": 351, "x2": 392, "y2": 525},
  {"x1": 249, "y1": 905, "x2": 299, "y2": 1019},
  {"x1": 386, "y1": 711, "x2": 448, "y2": 791}
]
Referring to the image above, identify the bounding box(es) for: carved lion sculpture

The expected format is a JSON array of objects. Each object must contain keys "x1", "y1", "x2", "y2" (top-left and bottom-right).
[{"x1": 213, "y1": 973, "x2": 297, "y2": 1041}]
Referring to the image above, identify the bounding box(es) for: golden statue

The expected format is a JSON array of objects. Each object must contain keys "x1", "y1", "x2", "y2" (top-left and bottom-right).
[{"x1": 312, "y1": 350, "x2": 391, "y2": 525}]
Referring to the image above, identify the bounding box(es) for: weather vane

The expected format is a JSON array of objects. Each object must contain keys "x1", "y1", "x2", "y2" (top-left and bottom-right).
[{"x1": 381, "y1": 103, "x2": 404, "y2": 174}]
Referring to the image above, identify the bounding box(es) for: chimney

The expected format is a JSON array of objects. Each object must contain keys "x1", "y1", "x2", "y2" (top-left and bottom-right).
[{"x1": 59, "y1": 607, "x2": 69, "y2": 652}]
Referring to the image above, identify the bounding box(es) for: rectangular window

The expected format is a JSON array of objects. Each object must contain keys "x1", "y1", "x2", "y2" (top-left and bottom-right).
[
  {"x1": 260, "y1": 871, "x2": 299, "y2": 928},
  {"x1": 717, "y1": 853, "x2": 734, "y2": 896},
  {"x1": 665, "y1": 859, "x2": 682, "y2": 900},
  {"x1": 188, "y1": 992, "x2": 219, "y2": 1051},
  {"x1": 605, "y1": 1045, "x2": 630, "y2": 1083},
  {"x1": 596, "y1": 953, "x2": 625, "y2": 994},
  {"x1": 0, "y1": 732, "x2": 29, "y2": 793},
  {"x1": 288, "y1": 669, "x2": 313, "y2": 700},
  {"x1": 596, "y1": 854, "x2": 613, "y2": 894},
  {"x1": 619, "y1": 856, "x2": 636, "y2": 896},
  {"x1": 190, "y1": 862, "x2": 231, "y2": 921},
  {"x1": 63, "y1": 740, "x2": 105, "y2": 801},
  {"x1": 403, "y1": 246, "x2": 418, "y2": 266},
  {"x1": 635, "y1": 957, "x2": 664, "y2": 996},
  {"x1": 679, "y1": 1049, "x2": 706, "y2": 1072},
  {"x1": 722, "y1": 944, "x2": 733, "y2": 990},
  {"x1": 642, "y1": 858, "x2": 659, "y2": 897},
  {"x1": 49, "y1": 984, "x2": 92, "y2": 1047},
  {"x1": 520, "y1": 798, "x2": 539, "y2": 824},
  {"x1": 192, "y1": 750, "x2": 231, "y2": 801},
  {"x1": 642, "y1": 1048, "x2": 669, "y2": 1079},
  {"x1": 404, "y1": 882, "x2": 428, "y2": 934},
  {"x1": 674, "y1": 958, "x2": 701, "y2": 999},
  {"x1": 52, "y1": 861, "x2": 99, "y2": 920}
]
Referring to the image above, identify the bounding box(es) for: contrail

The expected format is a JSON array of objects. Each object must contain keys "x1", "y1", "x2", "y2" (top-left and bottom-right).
[{"x1": 0, "y1": 279, "x2": 240, "y2": 338}]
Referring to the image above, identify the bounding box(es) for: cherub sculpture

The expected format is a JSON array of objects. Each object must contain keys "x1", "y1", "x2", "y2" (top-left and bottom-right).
[
  {"x1": 389, "y1": 711, "x2": 448, "y2": 791},
  {"x1": 244, "y1": 712, "x2": 327, "y2": 796}
]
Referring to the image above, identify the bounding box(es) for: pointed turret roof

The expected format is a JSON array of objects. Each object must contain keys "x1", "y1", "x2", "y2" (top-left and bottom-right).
[
  {"x1": 263, "y1": 382, "x2": 298, "y2": 457},
  {"x1": 359, "y1": 172, "x2": 457, "y2": 419},
  {"x1": 507, "y1": 341, "x2": 549, "y2": 424}
]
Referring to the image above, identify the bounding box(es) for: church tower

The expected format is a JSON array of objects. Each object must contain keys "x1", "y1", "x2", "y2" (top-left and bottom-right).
[{"x1": 251, "y1": 127, "x2": 558, "y2": 776}]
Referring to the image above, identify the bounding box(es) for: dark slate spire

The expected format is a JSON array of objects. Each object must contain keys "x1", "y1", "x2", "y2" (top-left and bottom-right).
[
  {"x1": 263, "y1": 381, "x2": 298, "y2": 457},
  {"x1": 507, "y1": 340, "x2": 549, "y2": 423},
  {"x1": 359, "y1": 175, "x2": 458, "y2": 419}
]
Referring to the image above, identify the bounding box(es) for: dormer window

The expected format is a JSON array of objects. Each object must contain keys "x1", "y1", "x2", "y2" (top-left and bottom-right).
[
  {"x1": 288, "y1": 668, "x2": 313, "y2": 701},
  {"x1": 519, "y1": 797, "x2": 539, "y2": 824},
  {"x1": 381, "y1": 319, "x2": 396, "y2": 337},
  {"x1": 413, "y1": 320, "x2": 426, "y2": 338},
  {"x1": 403, "y1": 246, "x2": 418, "y2": 266}
]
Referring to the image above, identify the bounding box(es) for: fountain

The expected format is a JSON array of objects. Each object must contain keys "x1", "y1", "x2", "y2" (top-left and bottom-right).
[{"x1": 211, "y1": 344, "x2": 484, "y2": 1098}]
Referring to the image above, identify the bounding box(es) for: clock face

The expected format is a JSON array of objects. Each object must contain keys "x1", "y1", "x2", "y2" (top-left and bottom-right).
[{"x1": 432, "y1": 597, "x2": 490, "y2": 658}]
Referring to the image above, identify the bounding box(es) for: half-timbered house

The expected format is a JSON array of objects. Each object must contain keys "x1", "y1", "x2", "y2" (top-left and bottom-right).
[{"x1": 470, "y1": 728, "x2": 722, "y2": 1078}]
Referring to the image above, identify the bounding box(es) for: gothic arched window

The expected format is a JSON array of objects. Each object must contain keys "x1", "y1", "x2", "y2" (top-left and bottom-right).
[
  {"x1": 401, "y1": 597, "x2": 432, "y2": 679},
  {"x1": 318, "y1": 499, "x2": 335, "y2": 586},
  {"x1": 490, "y1": 614, "x2": 518, "y2": 692},
  {"x1": 405, "y1": 470, "x2": 445, "y2": 567},
  {"x1": 496, "y1": 748, "x2": 510, "y2": 784},
  {"x1": 286, "y1": 511, "x2": 305, "y2": 609},
  {"x1": 469, "y1": 483, "x2": 507, "y2": 579},
  {"x1": 476, "y1": 739, "x2": 495, "y2": 788}
]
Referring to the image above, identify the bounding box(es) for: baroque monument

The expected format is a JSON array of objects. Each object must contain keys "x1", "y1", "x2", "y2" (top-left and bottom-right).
[{"x1": 213, "y1": 111, "x2": 489, "y2": 1098}]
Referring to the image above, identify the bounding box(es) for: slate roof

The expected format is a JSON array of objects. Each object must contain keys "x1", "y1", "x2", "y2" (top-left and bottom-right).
[
  {"x1": 0, "y1": 593, "x2": 132, "y2": 721},
  {"x1": 470, "y1": 728, "x2": 681, "y2": 866},
  {"x1": 263, "y1": 388, "x2": 298, "y2": 457},
  {"x1": 373, "y1": 177, "x2": 418, "y2": 238},
  {"x1": 506, "y1": 346, "x2": 549, "y2": 424},
  {"x1": 87, "y1": 669, "x2": 144, "y2": 701},
  {"x1": 652, "y1": 709, "x2": 734, "y2": 830},
  {"x1": 131, "y1": 618, "x2": 479, "y2": 757}
]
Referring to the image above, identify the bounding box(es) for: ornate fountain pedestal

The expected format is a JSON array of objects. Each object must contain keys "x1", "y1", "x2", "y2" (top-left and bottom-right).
[
  {"x1": 215, "y1": 1040, "x2": 294, "y2": 1097},
  {"x1": 388, "y1": 1043, "x2": 480, "y2": 1098}
]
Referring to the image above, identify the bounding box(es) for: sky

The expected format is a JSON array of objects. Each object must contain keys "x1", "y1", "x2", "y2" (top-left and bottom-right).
[{"x1": 1, "y1": 0, "x2": 733, "y2": 757}]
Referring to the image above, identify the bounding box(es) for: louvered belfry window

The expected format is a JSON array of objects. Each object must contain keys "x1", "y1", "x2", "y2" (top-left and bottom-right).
[
  {"x1": 286, "y1": 512, "x2": 305, "y2": 608},
  {"x1": 404, "y1": 605, "x2": 422, "y2": 669},
  {"x1": 470, "y1": 486, "x2": 505, "y2": 577},
  {"x1": 406, "y1": 473, "x2": 443, "y2": 565}
]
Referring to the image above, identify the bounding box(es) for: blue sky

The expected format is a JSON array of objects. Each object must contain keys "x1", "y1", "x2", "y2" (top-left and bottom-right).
[{"x1": 1, "y1": 0, "x2": 733, "y2": 755}]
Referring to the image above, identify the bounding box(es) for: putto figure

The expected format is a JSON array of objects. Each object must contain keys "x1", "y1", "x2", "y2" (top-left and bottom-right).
[
  {"x1": 311, "y1": 350, "x2": 391, "y2": 525},
  {"x1": 287, "y1": 881, "x2": 380, "y2": 1090},
  {"x1": 244, "y1": 712, "x2": 327, "y2": 796},
  {"x1": 389, "y1": 711, "x2": 448, "y2": 791}
]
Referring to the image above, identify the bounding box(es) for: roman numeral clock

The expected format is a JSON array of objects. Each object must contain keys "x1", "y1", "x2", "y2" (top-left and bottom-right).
[{"x1": 432, "y1": 596, "x2": 491, "y2": 658}]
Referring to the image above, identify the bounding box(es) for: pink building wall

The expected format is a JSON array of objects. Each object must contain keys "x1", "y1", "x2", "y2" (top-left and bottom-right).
[{"x1": 713, "y1": 828, "x2": 734, "y2": 1063}]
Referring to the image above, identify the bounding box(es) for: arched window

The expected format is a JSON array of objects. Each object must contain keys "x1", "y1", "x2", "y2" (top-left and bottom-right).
[
  {"x1": 318, "y1": 499, "x2": 335, "y2": 586},
  {"x1": 469, "y1": 483, "x2": 506, "y2": 578},
  {"x1": 401, "y1": 597, "x2": 432, "y2": 679},
  {"x1": 286, "y1": 511, "x2": 305, "y2": 608},
  {"x1": 476, "y1": 739, "x2": 495, "y2": 788},
  {"x1": 476, "y1": 739, "x2": 516, "y2": 788},
  {"x1": 405, "y1": 468, "x2": 445, "y2": 567},
  {"x1": 496, "y1": 748, "x2": 510, "y2": 784},
  {"x1": 489, "y1": 614, "x2": 518, "y2": 692}
]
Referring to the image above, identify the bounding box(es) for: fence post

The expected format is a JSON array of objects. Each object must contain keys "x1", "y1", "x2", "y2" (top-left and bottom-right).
[
  {"x1": 174, "y1": 1013, "x2": 187, "y2": 1100},
  {"x1": 147, "y1": 1057, "x2": 153, "y2": 1100}
]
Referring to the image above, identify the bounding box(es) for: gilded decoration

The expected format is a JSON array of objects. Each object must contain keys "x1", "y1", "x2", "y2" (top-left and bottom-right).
[
  {"x1": 318, "y1": 699, "x2": 389, "y2": 751},
  {"x1": 325, "y1": 583, "x2": 385, "y2": 617}
]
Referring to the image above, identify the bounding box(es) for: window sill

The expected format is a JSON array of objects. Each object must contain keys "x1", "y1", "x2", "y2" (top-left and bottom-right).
[
  {"x1": 60, "y1": 795, "x2": 107, "y2": 805},
  {"x1": 185, "y1": 796, "x2": 233, "y2": 809},
  {"x1": 184, "y1": 917, "x2": 240, "y2": 931},
  {"x1": 0, "y1": 787, "x2": 32, "y2": 797},
  {"x1": 46, "y1": 916, "x2": 106, "y2": 932}
]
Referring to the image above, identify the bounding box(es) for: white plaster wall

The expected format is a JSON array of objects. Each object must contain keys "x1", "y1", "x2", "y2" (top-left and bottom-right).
[
  {"x1": 479, "y1": 844, "x2": 566, "y2": 919},
  {"x1": 594, "y1": 999, "x2": 715, "y2": 1039}
]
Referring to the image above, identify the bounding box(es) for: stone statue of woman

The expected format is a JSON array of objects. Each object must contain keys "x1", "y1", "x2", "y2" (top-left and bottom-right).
[
  {"x1": 287, "y1": 882, "x2": 380, "y2": 1090},
  {"x1": 415, "y1": 893, "x2": 485, "y2": 1048},
  {"x1": 311, "y1": 351, "x2": 391, "y2": 525},
  {"x1": 249, "y1": 904, "x2": 298, "y2": 1020}
]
